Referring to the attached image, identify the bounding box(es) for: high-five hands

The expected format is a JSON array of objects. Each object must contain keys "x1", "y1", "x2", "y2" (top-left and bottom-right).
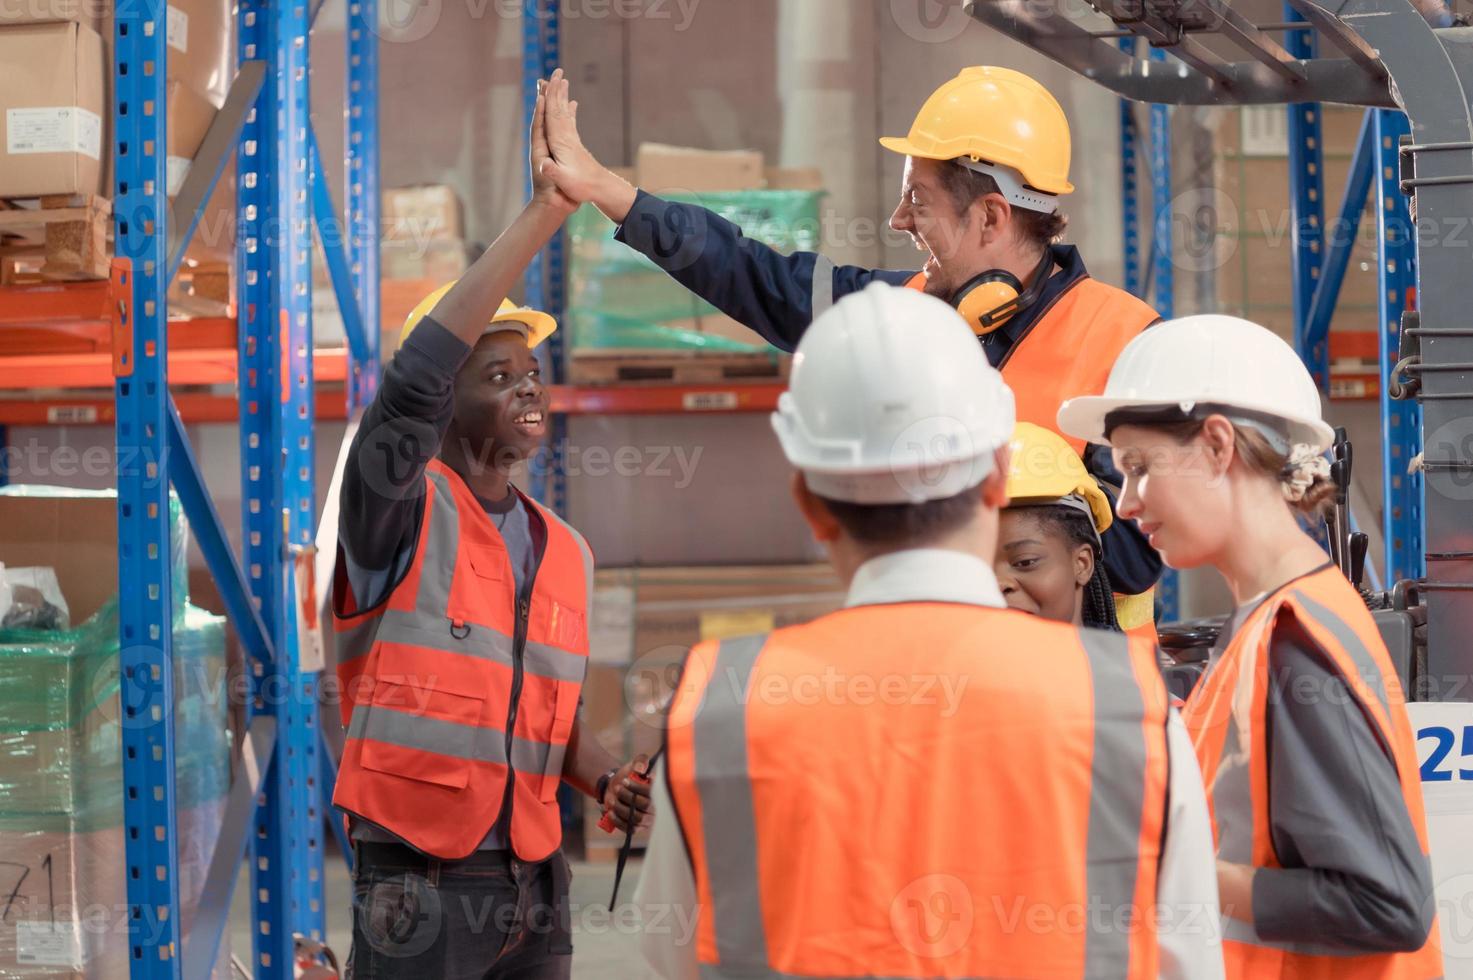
[
  {"x1": 537, "y1": 68, "x2": 638, "y2": 223},
  {"x1": 529, "y1": 70, "x2": 577, "y2": 215}
]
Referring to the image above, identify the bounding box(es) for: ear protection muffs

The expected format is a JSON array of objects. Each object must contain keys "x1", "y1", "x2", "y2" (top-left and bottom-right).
[{"x1": 948, "y1": 250, "x2": 1055, "y2": 336}]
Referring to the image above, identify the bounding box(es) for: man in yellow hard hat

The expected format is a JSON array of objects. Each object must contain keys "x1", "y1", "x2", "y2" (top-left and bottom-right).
[
  {"x1": 329, "y1": 78, "x2": 650, "y2": 979},
  {"x1": 536, "y1": 67, "x2": 1164, "y2": 632}
]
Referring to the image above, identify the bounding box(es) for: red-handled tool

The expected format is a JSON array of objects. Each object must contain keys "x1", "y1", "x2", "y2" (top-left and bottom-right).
[
  {"x1": 598, "y1": 765, "x2": 651, "y2": 834},
  {"x1": 601, "y1": 749, "x2": 661, "y2": 909}
]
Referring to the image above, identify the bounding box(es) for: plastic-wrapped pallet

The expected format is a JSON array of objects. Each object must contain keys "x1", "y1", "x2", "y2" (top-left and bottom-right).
[
  {"x1": 0, "y1": 603, "x2": 232, "y2": 978},
  {"x1": 0, "y1": 487, "x2": 231, "y2": 978},
  {"x1": 565, "y1": 190, "x2": 825, "y2": 353}
]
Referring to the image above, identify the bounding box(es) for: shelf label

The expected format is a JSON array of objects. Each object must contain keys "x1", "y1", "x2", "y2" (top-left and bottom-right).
[
  {"x1": 46, "y1": 406, "x2": 99, "y2": 424},
  {"x1": 682, "y1": 391, "x2": 739, "y2": 411}
]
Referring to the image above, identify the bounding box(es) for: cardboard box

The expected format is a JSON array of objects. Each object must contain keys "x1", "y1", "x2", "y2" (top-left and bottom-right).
[
  {"x1": 764, "y1": 166, "x2": 824, "y2": 191},
  {"x1": 381, "y1": 236, "x2": 468, "y2": 282},
  {"x1": 0, "y1": 21, "x2": 106, "y2": 198},
  {"x1": 180, "y1": 157, "x2": 235, "y2": 262},
  {"x1": 0, "y1": 491, "x2": 117, "y2": 624},
  {"x1": 636, "y1": 142, "x2": 765, "y2": 193},
  {"x1": 0, "y1": 0, "x2": 106, "y2": 31},
  {"x1": 383, "y1": 184, "x2": 463, "y2": 242},
  {"x1": 165, "y1": 79, "x2": 215, "y2": 197},
  {"x1": 99, "y1": 0, "x2": 233, "y2": 107}
]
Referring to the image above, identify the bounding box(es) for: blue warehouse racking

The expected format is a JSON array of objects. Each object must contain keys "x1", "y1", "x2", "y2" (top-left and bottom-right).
[{"x1": 107, "y1": 0, "x2": 381, "y2": 969}]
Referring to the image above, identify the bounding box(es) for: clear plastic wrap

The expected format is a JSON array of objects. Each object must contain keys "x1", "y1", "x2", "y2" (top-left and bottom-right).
[
  {"x1": 566, "y1": 190, "x2": 825, "y2": 352},
  {"x1": 0, "y1": 487, "x2": 230, "y2": 978}
]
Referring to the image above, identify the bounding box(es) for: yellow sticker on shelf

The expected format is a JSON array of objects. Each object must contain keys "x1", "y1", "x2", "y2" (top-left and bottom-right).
[{"x1": 699, "y1": 610, "x2": 775, "y2": 641}]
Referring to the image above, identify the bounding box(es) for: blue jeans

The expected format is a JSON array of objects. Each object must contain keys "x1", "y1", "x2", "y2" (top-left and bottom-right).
[{"x1": 347, "y1": 841, "x2": 573, "y2": 980}]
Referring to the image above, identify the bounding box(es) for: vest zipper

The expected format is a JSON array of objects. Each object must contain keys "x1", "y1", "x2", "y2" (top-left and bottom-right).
[{"x1": 497, "y1": 527, "x2": 546, "y2": 841}]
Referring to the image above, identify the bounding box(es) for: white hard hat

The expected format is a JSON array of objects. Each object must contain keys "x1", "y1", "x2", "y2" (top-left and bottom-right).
[
  {"x1": 771, "y1": 282, "x2": 1016, "y2": 504},
  {"x1": 1056, "y1": 314, "x2": 1335, "y2": 452}
]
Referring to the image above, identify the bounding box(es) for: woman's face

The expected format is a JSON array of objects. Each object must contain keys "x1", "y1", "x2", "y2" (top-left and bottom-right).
[
  {"x1": 995, "y1": 508, "x2": 1094, "y2": 624},
  {"x1": 1110, "y1": 422, "x2": 1234, "y2": 570}
]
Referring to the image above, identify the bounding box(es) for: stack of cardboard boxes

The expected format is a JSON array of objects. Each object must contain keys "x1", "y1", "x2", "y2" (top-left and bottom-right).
[
  {"x1": 0, "y1": 0, "x2": 233, "y2": 289},
  {"x1": 313, "y1": 183, "x2": 469, "y2": 349}
]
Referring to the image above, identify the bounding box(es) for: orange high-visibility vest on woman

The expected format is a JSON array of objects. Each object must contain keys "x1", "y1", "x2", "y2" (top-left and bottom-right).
[
  {"x1": 1181, "y1": 566, "x2": 1442, "y2": 979},
  {"x1": 904, "y1": 273, "x2": 1156, "y2": 456},
  {"x1": 332, "y1": 458, "x2": 593, "y2": 861},
  {"x1": 665, "y1": 604, "x2": 1172, "y2": 979}
]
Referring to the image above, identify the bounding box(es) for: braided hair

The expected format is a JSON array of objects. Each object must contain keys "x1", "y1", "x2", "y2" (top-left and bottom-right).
[{"x1": 1022, "y1": 505, "x2": 1122, "y2": 632}]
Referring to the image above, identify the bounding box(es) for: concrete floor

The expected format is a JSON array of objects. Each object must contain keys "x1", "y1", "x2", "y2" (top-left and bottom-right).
[{"x1": 226, "y1": 852, "x2": 653, "y2": 978}]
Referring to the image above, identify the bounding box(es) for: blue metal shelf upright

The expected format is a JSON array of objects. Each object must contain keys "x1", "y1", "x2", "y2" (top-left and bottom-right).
[
  {"x1": 110, "y1": 0, "x2": 380, "y2": 971},
  {"x1": 522, "y1": 0, "x2": 569, "y2": 516},
  {"x1": 1118, "y1": 41, "x2": 1179, "y2": 621},
  {"x1": 1116, "y1": 23, "x2": 1427, "y2": 612}
]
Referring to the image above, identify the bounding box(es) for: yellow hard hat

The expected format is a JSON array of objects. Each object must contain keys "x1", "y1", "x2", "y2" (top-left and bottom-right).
[
  {"x1": 399, "y1": 281, "x2": 558, "y2": 350},
  {"x1": 1006, "y1": 422, "x2": 1112, "y2": 534},
  {"x1": 879, "y1": 66, "x2": 1074, "y2": 198}
]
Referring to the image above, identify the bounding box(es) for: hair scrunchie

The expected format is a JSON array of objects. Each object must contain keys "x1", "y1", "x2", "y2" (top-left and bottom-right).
[{"x1": 1281, "y1": 444, "x2": 1330, "y2": 502}]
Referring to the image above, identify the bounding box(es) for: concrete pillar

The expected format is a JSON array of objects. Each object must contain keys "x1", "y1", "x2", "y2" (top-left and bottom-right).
[{"x1": 776, "y1": 0, "x2": 881, "y2": 267}]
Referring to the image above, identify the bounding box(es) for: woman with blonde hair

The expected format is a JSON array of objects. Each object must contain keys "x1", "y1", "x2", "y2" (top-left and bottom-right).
[{"x1": 1058, "y1": 314, "x2": 1441, "y2": 978}]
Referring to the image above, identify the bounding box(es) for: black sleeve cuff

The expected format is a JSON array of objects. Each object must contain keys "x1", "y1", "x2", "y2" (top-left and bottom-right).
[{"x1": 612, "y1": 189, "x2": 660, "y2": 246}]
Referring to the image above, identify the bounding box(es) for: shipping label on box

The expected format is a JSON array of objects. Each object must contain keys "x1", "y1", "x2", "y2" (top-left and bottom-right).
[
  {"x1": 6, "y1": 107, "x2": 100, "y2": 159},
  {"x1": 15, "y1": 920, "x2": 87, "y2": 970},
  {"x1": 167, "y1": 156, "x2": 190, "y2": 196},
  {"x1": 167, "y1": 3, "x2": 187, "y2": 51}
]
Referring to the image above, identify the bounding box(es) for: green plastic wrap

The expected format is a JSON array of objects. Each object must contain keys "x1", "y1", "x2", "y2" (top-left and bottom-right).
[
  {"x1": 0, "y1": 602, "x2": 231, "y2": 833},
  {"x1": 566, "y1": 190, "x2": 824, "y2": 351},
  {"x1": 0, "y1": 486, "x2": 230, "y2": 976}
]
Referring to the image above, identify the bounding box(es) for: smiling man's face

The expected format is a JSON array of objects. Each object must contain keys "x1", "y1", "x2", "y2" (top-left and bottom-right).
[{"x1": 450, "y1": 330, "x2": 549, "y2": 469}]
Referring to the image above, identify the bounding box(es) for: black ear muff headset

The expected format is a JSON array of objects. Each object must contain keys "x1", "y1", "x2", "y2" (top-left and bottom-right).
[{"x1": 948, "y1": 250, "x2": 1055, "y2": 336}]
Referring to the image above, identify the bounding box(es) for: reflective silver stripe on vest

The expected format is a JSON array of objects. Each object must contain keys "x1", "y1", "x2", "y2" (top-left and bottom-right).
[
  {"x1": 335, "y1": 614, "x2": 380, "y2": 664},
  {"x1": 692, "y1": 633, "x2": 770, "y2": 971},
  {"x1": 810, "y1": 255, "x2": 835, "y2": 319},
  {"x1": 418, "y1": 469, "x2": 462, "y2": 616},
  {"x1": 343, "y1": 610, "x2": 586, "y2": 683},
  {"x1": 333, "y1": 473, "x2": 462, "y2": 664},
  {"x1": 1290, "y1": 590, "x2": 1392, "y2": 719},
  {"x1": 1212, "y1": 714, "x2": 1254, "y2": 866},
  {"x1": 347, "y1": 700, "x2": 557, "y2": 775},
  {"x1": 1078, "y1": 628, "x2": 1150, "y2": 978}
]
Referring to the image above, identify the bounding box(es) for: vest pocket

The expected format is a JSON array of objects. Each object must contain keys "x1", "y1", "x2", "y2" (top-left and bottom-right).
[
  {"x1": 358, "y1": 679, "x2": 486, "y2": 792},
  {"x1": 539, "y1": 684, "x2": 580, "y2": 802}
]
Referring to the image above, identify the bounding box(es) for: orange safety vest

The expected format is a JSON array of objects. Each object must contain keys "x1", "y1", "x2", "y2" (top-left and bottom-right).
[
  {"x1": 904, "y1": 272, "x2": 1157, "y2": 455},
  {"x1": 665, "y1": 604, "x2": 1172, "y2": 978},
  {"x1": 331, "y1": 459, "x2": 594, "y2": 861},
  {"x1": 911, "y1": 271, "x2": 1161, "y2": 638},
  {"x1": 1181, "y1": 566, "x2": 1442, "y2": 979}
]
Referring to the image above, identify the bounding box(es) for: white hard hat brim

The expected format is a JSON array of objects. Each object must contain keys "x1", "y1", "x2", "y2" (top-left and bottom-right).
[{"x1": 1057, "y1": 395, "x2": 1336, "y2": 453}]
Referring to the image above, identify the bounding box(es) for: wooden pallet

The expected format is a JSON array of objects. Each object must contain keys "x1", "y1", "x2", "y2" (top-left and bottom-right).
[
  {"x1": 0, "y1": 194, "x2": 111, "y2": 282},
  {"x1": 170, "y1": 261, "x2": 233, "y2": 317},
  {"x1": 568, "y1": 349, "x2": 790, "y2": 385}
]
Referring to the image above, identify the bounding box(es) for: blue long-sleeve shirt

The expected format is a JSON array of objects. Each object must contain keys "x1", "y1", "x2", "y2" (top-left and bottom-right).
[{"x1": 614, "y1": 190, "x2": 1163, "y2": 595}]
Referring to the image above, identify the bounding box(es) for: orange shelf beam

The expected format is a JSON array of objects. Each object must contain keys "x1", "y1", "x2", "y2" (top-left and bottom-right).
[
  {"x1": 549, "y1": 382, "x2": 784, "y2": 415},
  {"x1": 0, "y1": 380, "x2": 785, "y2": 425},
  {"x1": 0, "y1": 347, "x2": 348, "y2": 390}
]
